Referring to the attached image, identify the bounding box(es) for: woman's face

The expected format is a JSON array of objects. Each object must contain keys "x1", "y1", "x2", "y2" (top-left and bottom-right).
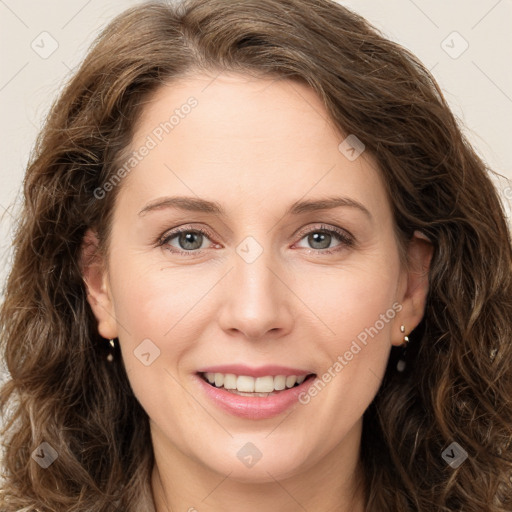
[{"x1": 84, "y1": 72, "x2": 431, "y2": 485}]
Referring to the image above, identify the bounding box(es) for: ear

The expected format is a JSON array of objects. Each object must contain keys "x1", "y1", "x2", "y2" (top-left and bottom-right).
[
  {"x1": 79, "y1": 228, "x2": 118, "y2": 340},
  {"x1": 392, "y1": 230, "x2": 434, "y2": 346}
]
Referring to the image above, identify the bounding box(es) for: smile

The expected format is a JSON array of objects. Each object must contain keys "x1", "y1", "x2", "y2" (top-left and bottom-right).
[
  {"x1": 195, "y1": 371, "x2": 317, "y2": 420},
  {"x1": 200, "y1": 372, "x2": 312, "y2": 395}
]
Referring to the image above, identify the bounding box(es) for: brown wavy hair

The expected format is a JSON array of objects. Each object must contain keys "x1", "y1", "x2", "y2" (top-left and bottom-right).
[{"x1": 1, "y1": 0, "x2": 511, "y2": 510}]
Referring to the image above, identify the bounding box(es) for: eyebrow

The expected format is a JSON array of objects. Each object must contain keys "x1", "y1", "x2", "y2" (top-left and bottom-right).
[{"x1": 138, "y1": 195, "x2": 372, "y2": 219}]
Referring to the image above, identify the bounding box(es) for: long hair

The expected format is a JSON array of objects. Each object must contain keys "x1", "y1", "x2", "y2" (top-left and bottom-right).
[{"x1": 1, "y1": 0, "x2": 511, "y2": 510}]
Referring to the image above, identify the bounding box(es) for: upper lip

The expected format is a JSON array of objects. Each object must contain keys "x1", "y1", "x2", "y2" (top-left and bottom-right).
[{"x1": 196, "y1": 364, "x2": 315, "y2": 378}]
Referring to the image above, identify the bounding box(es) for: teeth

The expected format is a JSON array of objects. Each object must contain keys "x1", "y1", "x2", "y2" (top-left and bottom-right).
[
  {"x1": 203, "y1": 372, "x2": 310, "y2": 392},
  {"x1": 286, "y1": 375, "x2": 297, "y2": 388},
  {"x1": 223, "y1": 374, "x2": 237, "y2": 390},
  {"x1": 274, "y1": 375, "x2": 286, "y2": 391},
  {"x1": 255, "y1": 376, "x2": 274, "y2": 393}
]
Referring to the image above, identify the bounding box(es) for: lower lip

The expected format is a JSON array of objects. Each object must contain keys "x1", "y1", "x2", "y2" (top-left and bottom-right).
[{"x1": 195, "y1": 373, "x2": 317, "y2": 420}]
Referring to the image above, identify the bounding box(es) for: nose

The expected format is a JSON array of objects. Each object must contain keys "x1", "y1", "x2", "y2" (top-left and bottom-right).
[{"x1": 217, "y1": 243, "x2": 294, "y2": 341}]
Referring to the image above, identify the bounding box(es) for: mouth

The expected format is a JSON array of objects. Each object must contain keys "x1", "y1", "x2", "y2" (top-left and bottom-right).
[
  {"x1": 195, "y1": 369, "x2": 318, "y2": 419},
  {"x1": 197, "y1": 371, "x2": 317, "y2": 397}
]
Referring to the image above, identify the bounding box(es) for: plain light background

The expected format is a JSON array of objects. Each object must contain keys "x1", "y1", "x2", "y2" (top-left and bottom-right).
[{"x1": 0, "y1": 0, "x2": 511, "y2": 303}]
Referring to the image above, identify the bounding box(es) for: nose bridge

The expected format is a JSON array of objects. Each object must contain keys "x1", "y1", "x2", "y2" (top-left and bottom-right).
[
  {"x1": 218, "y1": 234, "x2": 292, "y2": 339},
  {"x1": 236, "y1": 240, "x2": 275, "y2": 302}
]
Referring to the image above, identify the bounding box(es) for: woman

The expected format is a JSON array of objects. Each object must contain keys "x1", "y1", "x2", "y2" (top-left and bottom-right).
[{"x1": 1, "y1": 0, "x2": 511, "y2": 510}]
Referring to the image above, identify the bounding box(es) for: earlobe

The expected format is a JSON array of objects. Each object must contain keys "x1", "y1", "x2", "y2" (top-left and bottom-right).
[
  {"x1": 79, "y1": 228, "x2": 118, "y2": 339},
  {"x1": 393, "y1": 230, "x2": 433, "y2": 346}
]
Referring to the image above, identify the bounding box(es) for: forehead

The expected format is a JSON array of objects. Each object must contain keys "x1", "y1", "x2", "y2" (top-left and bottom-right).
[
  {"x1": 118, "y1": 72, "x2": 388, "y2": 218},
  {"x1": 133, "y1": 72, "x2": 339, "y2": 155}
]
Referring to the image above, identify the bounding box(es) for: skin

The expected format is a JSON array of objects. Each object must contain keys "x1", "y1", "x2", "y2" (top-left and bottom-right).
[{"x1": 82, "y1": 72, "x2": 433, "y2": 512}]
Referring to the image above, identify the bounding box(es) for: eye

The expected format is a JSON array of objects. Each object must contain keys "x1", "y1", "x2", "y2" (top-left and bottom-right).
[
  {"x1": 157, "y1": 223, "x2": 354, "y2": 256},
  {"x1": 294, "y1": 224, "x2": 354, "y2": 254},
  {"x1": 158, "y1": 226, "x2": 216, "y2": 256}
]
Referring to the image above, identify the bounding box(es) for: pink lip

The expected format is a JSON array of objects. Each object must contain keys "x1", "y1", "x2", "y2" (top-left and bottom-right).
[
  {"x1": 195, "y1": 364, "x2": 312, "y2": 378},
  {"x1": 195, "y1": 373, "x2": 317, "y2": 420}
]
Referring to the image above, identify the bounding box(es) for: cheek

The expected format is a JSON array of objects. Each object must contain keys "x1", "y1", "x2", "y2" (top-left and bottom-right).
[
  {"x1": 297, "y1": 261, "x2": 400, "y2": 412},
  {"x1": 300, "y1": 266, "x2": 399, "y2": 418},
  {"x1": 109, "y1": 258, "x2": 224, "y2": 398},
  {"x1": 110, "y1": 262, "x2": 203, "y2": 421},
  {"x1": 301, "y1": 259, "x2": 400, "y2": 346},
  {"x1": 109, "y1": 253, "x2": 206, "y2": 335}
]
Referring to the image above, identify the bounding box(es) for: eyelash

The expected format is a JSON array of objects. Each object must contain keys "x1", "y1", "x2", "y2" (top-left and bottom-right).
[{"x1": 157, "y1": 224, "x2": 354, "y2": 257}]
